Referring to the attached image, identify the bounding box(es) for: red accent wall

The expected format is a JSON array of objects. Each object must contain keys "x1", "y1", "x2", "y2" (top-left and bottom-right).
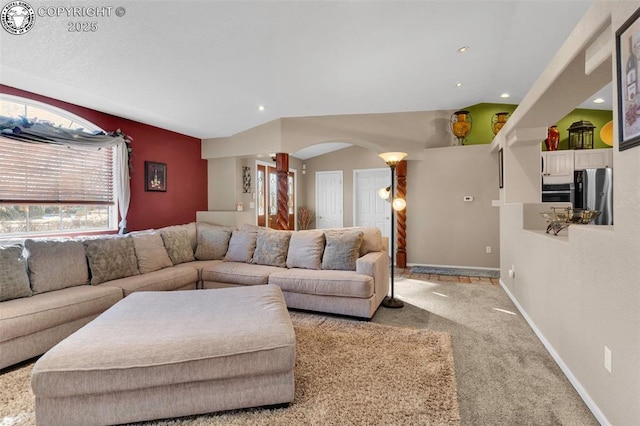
[{"x1": 1, "y1": 85, "x2": 208, "y2": 232}]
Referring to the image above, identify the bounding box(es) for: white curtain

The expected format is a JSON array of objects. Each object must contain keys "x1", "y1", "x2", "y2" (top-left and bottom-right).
[{"x1": 115, "y1": 142, "x2": 131, "y2": 234}]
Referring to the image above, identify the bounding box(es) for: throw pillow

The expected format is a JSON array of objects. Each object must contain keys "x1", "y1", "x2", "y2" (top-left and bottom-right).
[
  {"x1": 131, "y1": 232, "x2": 173, "y2": 274},
  {"x1": 356, "y1": 227, "x2": 383, "y2": 256},
  {"x1": 286, "y1": 230, "x2": 325, "y2": 270},
  {"x1": 84, "y1": 237, "x2": 140, "y2": 285},
  {"x1": 252, "y1": 229, "x2": 292, "y2": 268},
  {"x1": 158, "y1": 222, "x2": 197, "y2": 252},
  {"x1": 321, "y1": 229, "x2": 364, "y2": 271},
  {"x1": 25, "y1": 239, "x2": 89, "y2": 294},
  {"x1": 160, "y1": 228, "x2": 196, "y2": 265},
  {"x1": 0, "y1": 245, "x2": 32, "y2": 302},
  {"x1": 195, "y1": 226, "x2": 232, "y2": 260},
  {"x1": 224, "y1": 230, "x2": 257, "y2": 263}
]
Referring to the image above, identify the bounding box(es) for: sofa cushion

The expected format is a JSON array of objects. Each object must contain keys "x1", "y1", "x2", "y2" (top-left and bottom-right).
[
  {"x1": 131, "y1": 232, "x2": 173, "y2": 274},
  {"x1": 0, "y1": 245, "x2": 31, "y2": 302},
  {"x1": 195, "y1": 225, "x2": 232, "y2": 260},
  {"x1": 321, "y1": 229, "x2": 364, "y2": 271},
  {"x1": 160, "y1": 228, "x2": 196, "y2": 265},
  {"x1": 202, "y1": 261, "x2": 282, "y2": 286},
  {"x1": 355, "y1": 227, "x2": 383, "y2": 256},
  {"x1": 25, "y1": 239, "x2": 89, "y2": 295},
  {"x1": 252, "y1": 229, "x2": 292, "y2": 268},
  {"x1": 158, "y1": 222, "x2": 197, "y2": 252},
  {"x1": 325, "y1": 226, "x2": 383, "y2": 256},
  {"x1": 84, "y1": 237, "x2": 140, "y2": 285},
  {"x1": 224, "y1": 231, "x2": 257, "y2": 263},
  {"x1": 269, "y1": 268, "x2": 374, "y2": 299},
  {"x1": 0, "y1": 285, "x2": 122, "y2": 343},
  {"x1": 286, "y1": 230, "x2": 325, "y2": 270},
  {"x1": 99, "y1": 266, "x2": 198, "y2": 296}
]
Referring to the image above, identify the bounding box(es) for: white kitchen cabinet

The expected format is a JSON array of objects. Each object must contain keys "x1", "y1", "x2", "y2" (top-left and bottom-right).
[
  {"x1": 574, "y1": 148, "x2": 613, "y2": 170},
  {"x1": 542, "y1": 150, "x2": 574, "y2": 183}
]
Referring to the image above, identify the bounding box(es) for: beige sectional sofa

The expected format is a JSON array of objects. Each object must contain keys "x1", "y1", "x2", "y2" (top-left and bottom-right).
[{"x1": 0, "y1": 222, "x2": 389, "y2": 371}]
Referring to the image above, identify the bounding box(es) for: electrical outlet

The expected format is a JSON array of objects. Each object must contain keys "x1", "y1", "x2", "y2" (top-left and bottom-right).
[
  {"x1": 486, "y1": 246, "x2": 492, "y2": 254},
  {"x1": 604, "y1": 346, "x2": 612, "y2": 373}
]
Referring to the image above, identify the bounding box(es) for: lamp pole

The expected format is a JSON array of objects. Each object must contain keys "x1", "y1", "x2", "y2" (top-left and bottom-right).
[{"x1": 379, "y1": 152, "x2": 407, "y2": 309}]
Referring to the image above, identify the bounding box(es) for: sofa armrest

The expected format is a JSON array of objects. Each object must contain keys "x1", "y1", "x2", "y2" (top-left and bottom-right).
[{"x1": 356, "y1": 251, "x2": 389, "y2": 297}]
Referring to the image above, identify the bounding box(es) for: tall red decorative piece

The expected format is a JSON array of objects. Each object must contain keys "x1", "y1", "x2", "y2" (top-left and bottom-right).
[
  {"x1": 545, "y1": 125, "x2": 560, "y2": 151},
  {"x1": 275, "y1": 153, "x2": 289, "y2": 230}
]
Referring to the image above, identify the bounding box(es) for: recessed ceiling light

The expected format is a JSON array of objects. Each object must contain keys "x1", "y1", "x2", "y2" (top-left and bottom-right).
[
  {"x1": 593, "y1": 98, "x2": 605, "y2": 104},
  {"x1": 500, "y1": 93, "x2": 510, "y2": 99},
  {"x1": 457, "y1": 46, "x2": 469, "y2": 53},
  {"x1": 257, "y1": 105, "x2": 266, "y2": 112},
  {"x1": 455, "y1": 82, "x2": 463, "y2": 87}
]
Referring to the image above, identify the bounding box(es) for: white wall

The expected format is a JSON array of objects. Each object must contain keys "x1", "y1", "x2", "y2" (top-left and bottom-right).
[
  {"x1": 304, "y1": 144, "x2": 500, "y2": 268},
  {"x1": 499, "y1": 2, "x2": 640, "y2": 424}
]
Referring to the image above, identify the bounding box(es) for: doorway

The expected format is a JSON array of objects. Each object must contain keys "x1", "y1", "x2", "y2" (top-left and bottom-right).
[
  {"x1": 315, "y1": 171, "x2": 343, "y2": 229},
  {"x1": 256, "y1": 162, "x2": 296, "y2": 230},
  {"x1": 353, "y1": 168, "x2": 391, "y2": 245}
]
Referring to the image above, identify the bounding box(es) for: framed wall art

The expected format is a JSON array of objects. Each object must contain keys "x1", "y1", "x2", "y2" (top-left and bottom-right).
[
  {"x1": 616, "y1": 6, "x2": 640, "y2": 151},
  {"x1": 242, "y1": 166, "x2": 251, "y2": 193},
  {"x1": 145, "y1": 161, "x2": 167, "y2": 192}
]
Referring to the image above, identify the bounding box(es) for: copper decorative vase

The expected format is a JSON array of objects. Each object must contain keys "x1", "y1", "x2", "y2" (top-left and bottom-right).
[
  {"x1": 450, "y1": 110, "x2": 472, "y2": 145},
  {"x1": 491, "y1": 112, "x2": 509, "y2": 136}
]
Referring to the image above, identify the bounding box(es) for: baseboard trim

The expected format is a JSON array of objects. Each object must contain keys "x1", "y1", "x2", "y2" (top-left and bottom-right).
[
  {"x1": 406, "y1": 263, "x2": 499, "y2": 272},
  {"x1": 499, "y1": 279, "x2": 610, "y2": 426}
]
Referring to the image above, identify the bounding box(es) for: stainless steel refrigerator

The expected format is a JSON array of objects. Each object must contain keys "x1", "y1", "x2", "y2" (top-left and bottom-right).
[{"x1": 579, "y1": 168, "x2": 613, "y2": 225}]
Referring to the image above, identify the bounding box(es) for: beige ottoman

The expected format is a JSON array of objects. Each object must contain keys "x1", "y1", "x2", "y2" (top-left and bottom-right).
[{"x1": 31, "y1": 285, "x2": 296, "y2": 426}]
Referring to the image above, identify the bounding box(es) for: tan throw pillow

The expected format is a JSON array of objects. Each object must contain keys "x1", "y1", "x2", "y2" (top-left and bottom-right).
[
  {"x1": 286, "y1": 230, "x2": 325, "y2": 270},
  {"x1": 321, "y1": 229, "x2": 364, "y2": 271},
  {"x1": 224, "y1": 230, "x2": 257, "y2": 263},
  {"x1": 195, "y1": 226, "x2": 232, "y2": 260},
  {"x1": 160, "y1": 228, "x2": 196, "y2": 265},
  {"x1": 25, "y1": 239, "x2": 89, "y2": 294},
  {"x1": 131, "y1": 232, "x2": 173, "y2": 274},
  {"x1": 83, "y1": 237, "x2": 140, "y2": 285},
  {"x1": 356, "y1": 227, "x2": 383, "y2": 256},
  {"x1": 0, "y1": 245, "x2": 32, "y2": 302},
  {"x1": 252, "y1": 229, "x2": 292, "y2": 268},
  {"x1": 159, "y1": 222, "x2": 197, "y2": 252}
]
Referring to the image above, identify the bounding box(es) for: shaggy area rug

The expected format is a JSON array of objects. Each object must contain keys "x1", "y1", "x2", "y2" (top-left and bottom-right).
[{"x1": 0, "y1": 313, "x2": 460, "y2": 426}]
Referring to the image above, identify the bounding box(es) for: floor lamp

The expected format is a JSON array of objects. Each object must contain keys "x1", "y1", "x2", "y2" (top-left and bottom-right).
[{"x1": 378, "y1": 152, "x2": 407, "y2": 309}]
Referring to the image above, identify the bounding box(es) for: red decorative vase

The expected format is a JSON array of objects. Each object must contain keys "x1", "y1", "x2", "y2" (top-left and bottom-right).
[{"x1": 546, "y1": 125, "x2": 560, "y2": 151}]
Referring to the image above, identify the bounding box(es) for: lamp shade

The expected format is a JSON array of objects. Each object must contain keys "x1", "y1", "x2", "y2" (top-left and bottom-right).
[
  {"x1": 378, "y1": 186, "x2": 391, "y2": 200},
  {"x1": 392, "y1": 197, "x2": 406, "y2": 211},
  {"x1": 379, "y1": 152, "x2": 407, "y2": 166}
]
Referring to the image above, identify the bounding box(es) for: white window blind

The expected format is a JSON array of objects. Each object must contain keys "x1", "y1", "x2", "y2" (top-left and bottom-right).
[{"x1": 0, "y1": 137, "x2": 114, "y2": 205}]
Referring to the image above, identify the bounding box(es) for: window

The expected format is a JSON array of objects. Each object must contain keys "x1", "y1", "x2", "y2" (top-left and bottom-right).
[{"x1": 0, "y1": 95, "x2": 117, "y2": 237}]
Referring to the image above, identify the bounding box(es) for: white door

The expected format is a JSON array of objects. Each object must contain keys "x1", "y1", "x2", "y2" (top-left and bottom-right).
[
  {"x1": 354, "y1": 168, "x2": 391, "y2": 244},
  {"x1": 316, "y1": 171, "x2": 343, "y2": 228}
]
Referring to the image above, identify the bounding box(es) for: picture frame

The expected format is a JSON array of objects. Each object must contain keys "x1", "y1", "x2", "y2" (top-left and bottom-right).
[
  {"x1": 498, "y1": 148, "x2": 504, "y2": 188},
  {"x1": 242, "y1": 166, "x2": 251, "y2": 193},
  {"x1": 616, "y1": 6, "x2": 640, "y2": 151},
  {"x1": 145, "y1": 161, "x2": 167, "y2": 192}
]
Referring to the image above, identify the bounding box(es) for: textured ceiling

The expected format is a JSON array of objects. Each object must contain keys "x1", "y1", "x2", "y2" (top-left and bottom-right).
[{"x1": 1, "y1": 0, "x2": 604, "y2": 143}]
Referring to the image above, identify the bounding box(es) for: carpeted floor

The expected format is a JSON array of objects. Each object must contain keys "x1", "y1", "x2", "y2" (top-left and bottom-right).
[
  {"x1": 374, "y1": 273, "x2": 599, "y2": 426},
  {"x1": 0, "y1": 312, "x2": 460, "y2": 426}
]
